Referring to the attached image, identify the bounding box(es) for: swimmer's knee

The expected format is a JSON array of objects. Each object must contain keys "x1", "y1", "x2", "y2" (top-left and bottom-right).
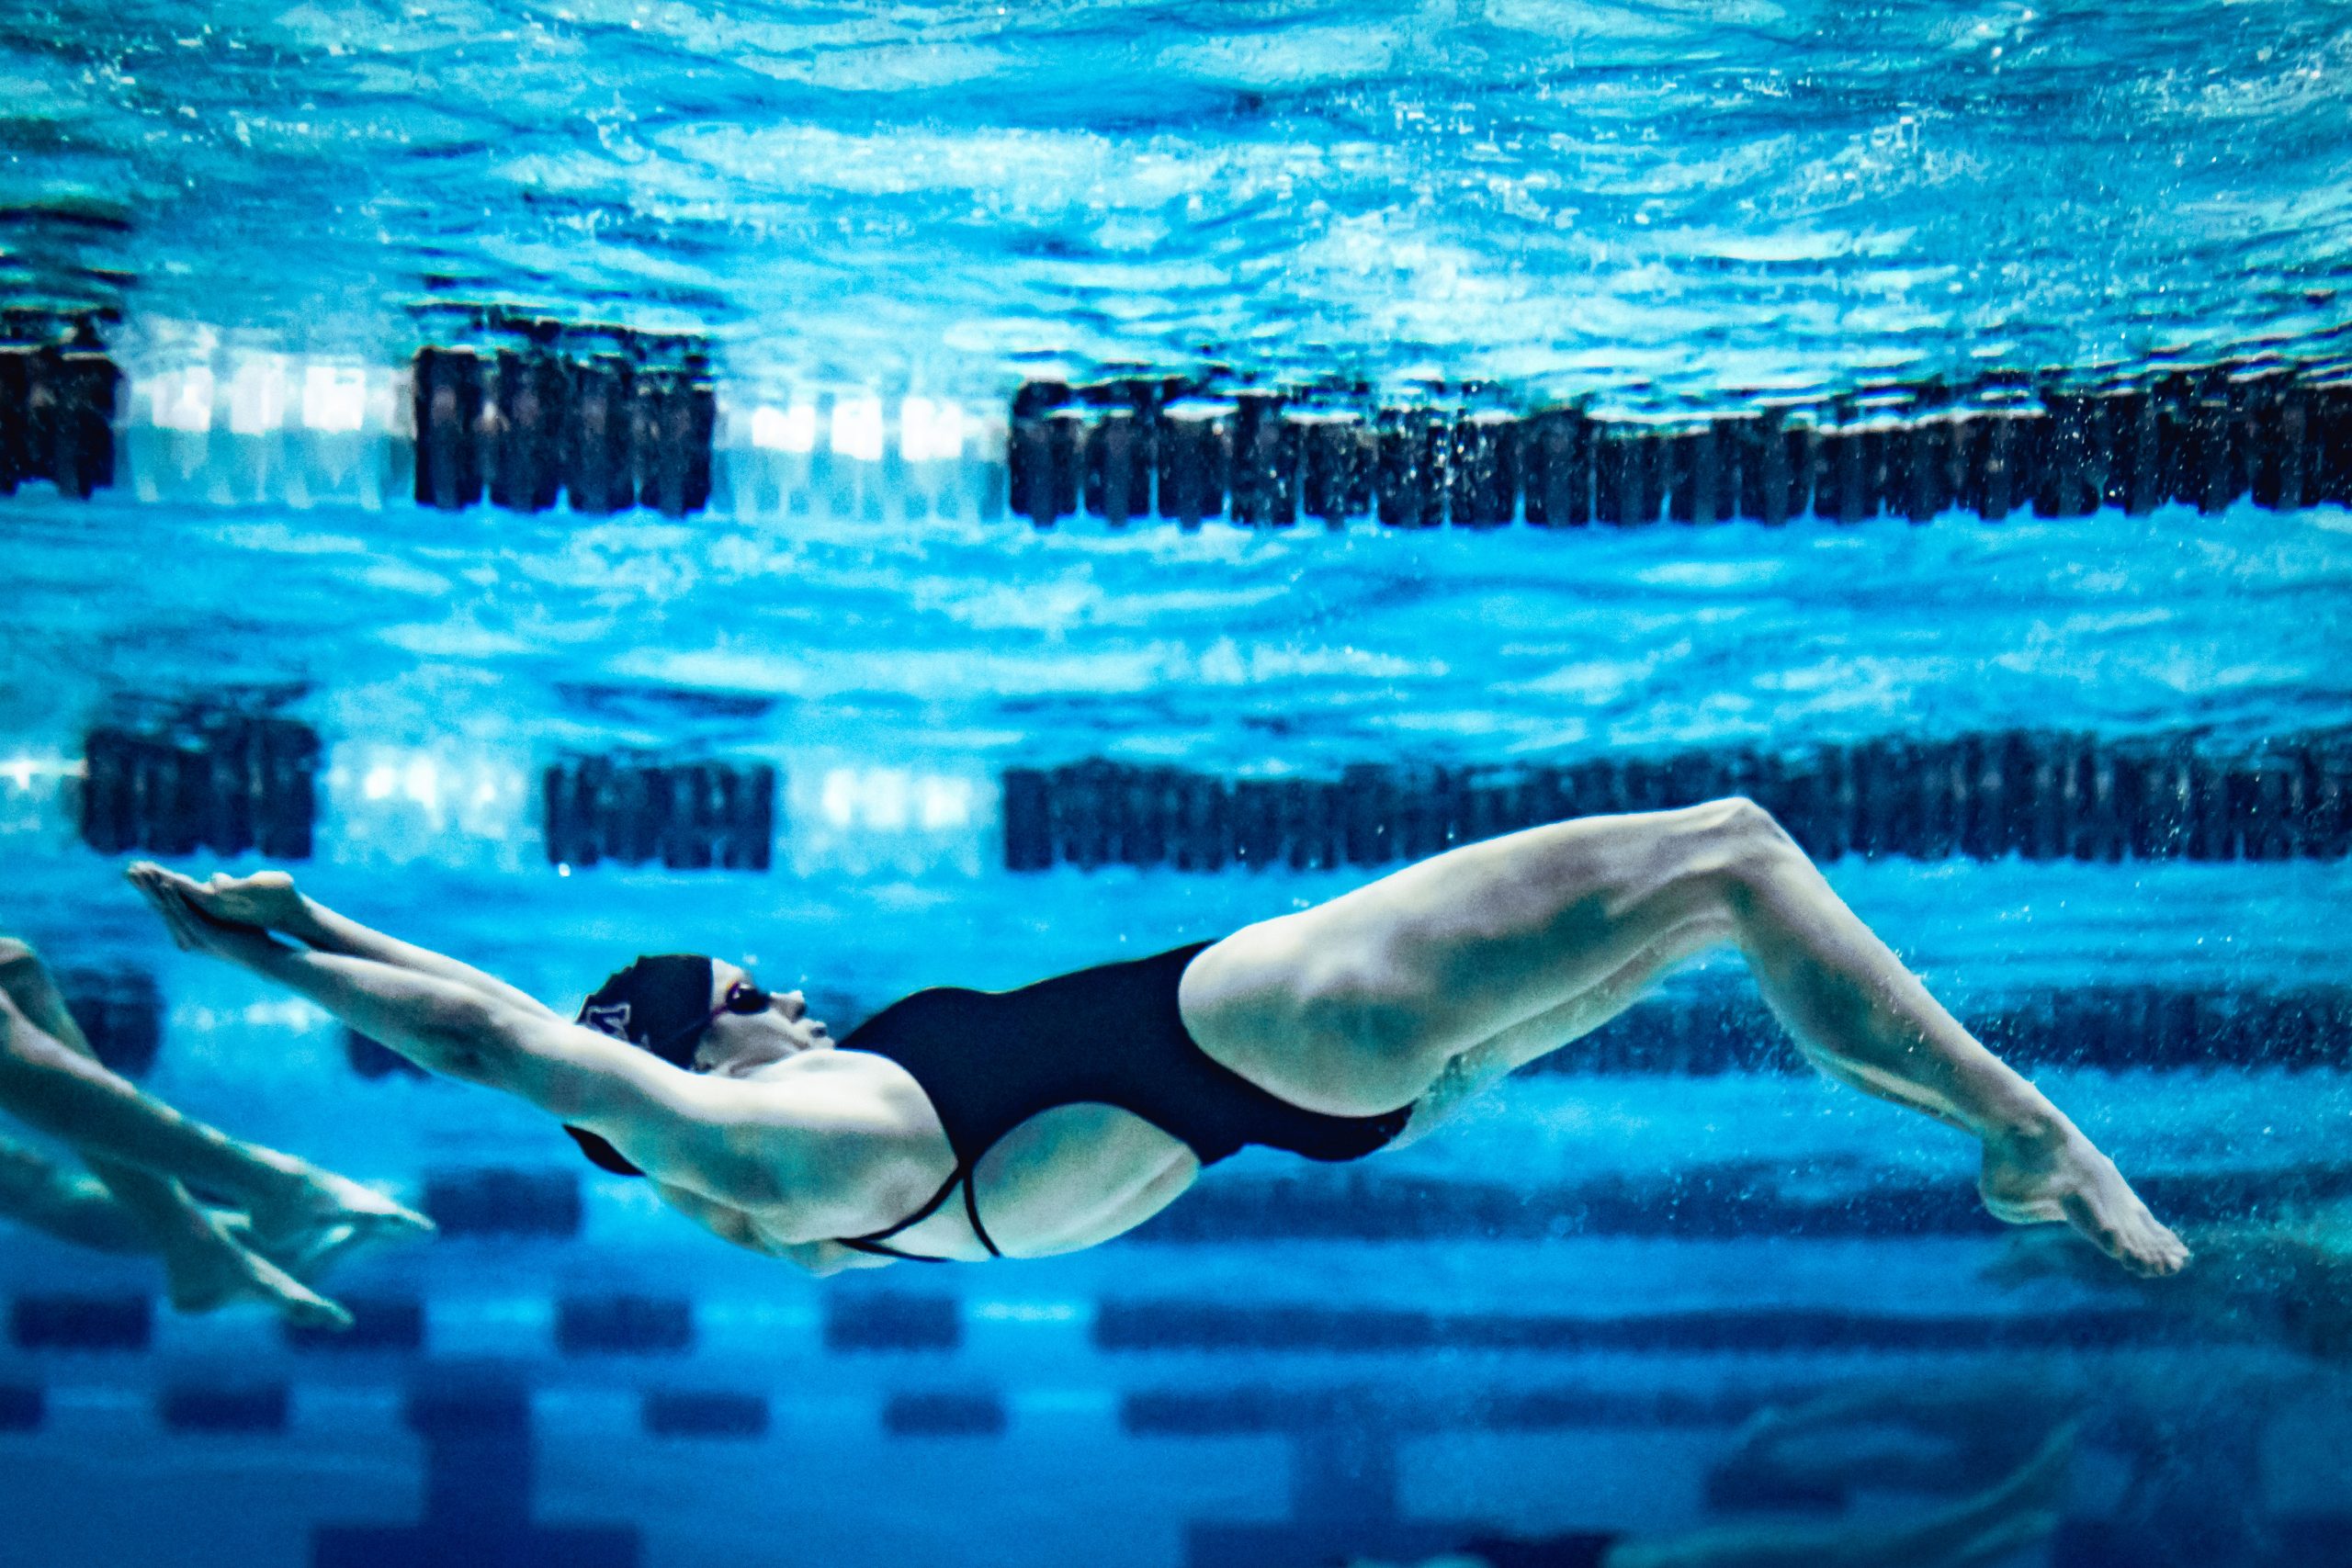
[
  {"x1": 1688, "y1": 795, "x2": 1792, "y2": 850},
  {"x1": 1679, "y1": 796, "x2": 1804, "y2": 887}
]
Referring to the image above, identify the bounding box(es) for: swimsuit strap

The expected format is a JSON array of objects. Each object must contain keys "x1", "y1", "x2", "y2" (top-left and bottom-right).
[
  {"x1": 836, "y1": 1168, "x2": 963, "y2": 1261},
  {"x1": 835, "y1": 1162, "x2": 1004, "y2": 1262},
  {"x1": 960, "y1": 1169, "x2": 1002, "y2": 1258}
]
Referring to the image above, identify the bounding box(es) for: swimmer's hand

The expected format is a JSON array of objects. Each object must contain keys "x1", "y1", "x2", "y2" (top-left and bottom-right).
[
  {"x1": 127, "y1": 863, "x2": 291, "y2": 965},
  {"x1": 135, "y1": 865, "x2": 313, "y2": 939}
]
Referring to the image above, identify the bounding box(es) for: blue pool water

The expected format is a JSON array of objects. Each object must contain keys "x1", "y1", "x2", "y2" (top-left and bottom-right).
[{"x1": 6, "y1": 4, "x2": 2352, "y2": 1568}]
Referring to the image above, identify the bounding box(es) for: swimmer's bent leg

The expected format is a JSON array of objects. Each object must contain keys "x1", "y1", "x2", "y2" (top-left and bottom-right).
[{"x1": 1183, "y1": 800, "x2": 2188, "y2": 1276}]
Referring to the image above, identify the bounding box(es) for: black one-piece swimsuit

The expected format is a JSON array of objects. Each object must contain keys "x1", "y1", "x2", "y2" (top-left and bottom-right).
[{"x1": 834, "y1": 941, "x2": 1413, "y2": 1261}]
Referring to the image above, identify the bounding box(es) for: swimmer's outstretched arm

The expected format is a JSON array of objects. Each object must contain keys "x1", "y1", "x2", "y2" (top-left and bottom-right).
[
  {"x1": 128, "y1": 864, "x2": 560, "y2": 1023},
  {"x1": 128, "y1": 868, "x2": 834, "y2": 1214}
]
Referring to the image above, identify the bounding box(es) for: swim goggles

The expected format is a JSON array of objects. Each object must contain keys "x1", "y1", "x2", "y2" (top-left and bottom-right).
[{"x1": 654, "y1": 978, "x2": 775, "y2": 1065}]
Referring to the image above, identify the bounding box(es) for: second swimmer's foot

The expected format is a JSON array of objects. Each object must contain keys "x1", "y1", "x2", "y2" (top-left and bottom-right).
[
  {"x1": 1979, "y1": 1118, "x2": 2190, "y2": 1279},
  {"x1": 251, "y1": 1169, "x2": 436, "y2": 1268},
  {"x1": 165, "y1": 1213, "x2": 354, "y2": 1332}
]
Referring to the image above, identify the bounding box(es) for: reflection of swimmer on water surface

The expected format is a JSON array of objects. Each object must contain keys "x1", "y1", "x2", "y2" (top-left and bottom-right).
[
  {"x1": 1351, "y1": 1424, "x2": 2075, "y2": 1568},
  {"x1": 1713, "y1": 1371, "x2": 2087, "y2": 1506},
  {"x1": 130, "y1": 797, "x2": 2186, "y2": 1276},
  {"x1": 1710, "y1": 1364, "x2": 2296, "y2": 1568},
  {"x1": 0, "y1": 936, "x2": 431, "y2": 1330}
]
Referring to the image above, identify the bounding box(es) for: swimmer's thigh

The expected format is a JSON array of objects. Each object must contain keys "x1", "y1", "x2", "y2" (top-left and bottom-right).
[{"x1": 1179, "y1": 800, "x2": 1767, "y2": 1114}]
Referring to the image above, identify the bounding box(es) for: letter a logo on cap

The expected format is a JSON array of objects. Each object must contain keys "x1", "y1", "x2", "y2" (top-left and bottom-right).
[{"x1": 582, "y1": 1001, "x2": 634, "y2": 1041}]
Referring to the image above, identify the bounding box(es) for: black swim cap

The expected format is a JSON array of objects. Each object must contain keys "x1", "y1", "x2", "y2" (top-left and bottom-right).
[{"x1": 563, "y1": 953, "x2": 717, "y2": 1179}]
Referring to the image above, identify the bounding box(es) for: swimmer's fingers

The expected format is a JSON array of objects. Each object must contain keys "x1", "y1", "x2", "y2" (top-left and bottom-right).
[
  {"x1": 127, "y1": 865, "x2": 200, "y2": 951},
  {"x1": 141, "y1": 864, "x2": 256, "y2": 925},
  {"x1": 127, "y1": 867, "x2": 285, "y2": 964},
  {"x1": 153, "y1": 886, "x2": 216, "y2": 954}
]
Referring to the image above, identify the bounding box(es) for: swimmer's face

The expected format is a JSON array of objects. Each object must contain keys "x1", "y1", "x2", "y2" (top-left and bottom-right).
[{"x1": 693, "y1": 960, "x2": 832, "y2": 1076}]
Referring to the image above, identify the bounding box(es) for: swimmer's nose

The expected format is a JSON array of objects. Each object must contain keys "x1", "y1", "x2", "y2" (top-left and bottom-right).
[{"x1": 779, "y1": 989, "x2": 808, "y2": 1021}]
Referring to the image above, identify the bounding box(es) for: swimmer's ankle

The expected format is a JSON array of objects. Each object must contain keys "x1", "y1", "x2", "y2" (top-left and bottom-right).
[{"x1": 1974, "y1": 1093, "x2": 2075, "y2": 1152}]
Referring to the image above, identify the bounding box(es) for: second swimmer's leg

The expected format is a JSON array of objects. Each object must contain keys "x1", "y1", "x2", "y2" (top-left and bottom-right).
[
  {"x1": 0, "y1": 941, "x2": 358, "y2": 1325},
  {"x1": 0, "y1": 943, "x2": 426, "y2": 1240},
  {"x1": 0, "y1": 940, "x2": 252, "y2": 1246},
  {"x1": 0, "y1": 1132, "x2": 148, "y2": 1252}
]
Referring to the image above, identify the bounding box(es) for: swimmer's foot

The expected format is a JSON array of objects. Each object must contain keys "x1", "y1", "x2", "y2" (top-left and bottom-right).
[
  {"x1": 1979, "y1": 1115, "x2": 2189, "y2": 1278},
  {"x1": 164, "y1": 1211, "x2": 354, "y2": 1332},
  {"x1": 227, "y1": 1210, "x2": 413, "y2": 1284},
  {"x1": 248, "y1": 1168, "x2": 435, "y2": 1270}
]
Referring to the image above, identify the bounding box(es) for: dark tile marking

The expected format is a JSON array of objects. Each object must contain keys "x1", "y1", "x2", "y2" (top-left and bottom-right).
[
  {"x1": 642, "y1": 1392, "x2": 768, "y2": 1439},
  {"x1": 316, "y1": 1371, "x2": 639, "y2": 1567},
  {"x1": 423, "y1": 1168, "x2": 582, "y2": 1239},
  {"x1": 0, "y1": 1384, "x2": 43, "y2": 1430},
  {"x1": 1095, "y1": 1301, "x2": 2178, "y2": 1355},
  {"x1": 1552, "y1": 982, "x2": 2352, "y2": 1075},
  {"x1": 882, "y1": 1392, "x2": 1006, "y2": 1438},
  {"x1": 555, "y1": 1295, "x2": 694, "y2": 1356},
  {"x1": 1129, "y1": 1161, "x2": 2352, "y2": 1244},
  {"x1": 283, "y1": 1296, "x2": 426, "y2": 1354},
  {"x1": 824, "y1": 1292, "x2": 961, "y2": 1353},
  {"x1": 57, "y1": 967, "x2": 163, "y2": 1077},
  {"x1": 1121, "y1": 1384, "x2": 1781, "y2": 1436},
  {"x1": 345, "y1": 1026, "x2": 428, "y2": 1080},
  {"x1": 2267, "y1": 1517, "x2": 2352, "y2": 1568},
  {"x1": 8, "y1": 1293, "x2": 152, "y2": 1351},
  {"x1": 161, "y1": 1383, "x2": 289, "y2": 1434}
]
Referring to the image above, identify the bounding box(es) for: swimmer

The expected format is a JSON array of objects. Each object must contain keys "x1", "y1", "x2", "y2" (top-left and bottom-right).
[
  {"x1": 0, "y1": 936, "x2": 433, "y2": 1329},
  {"x1": 126, "y1": 799, "x2": 2188, "y2": 1277}
]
